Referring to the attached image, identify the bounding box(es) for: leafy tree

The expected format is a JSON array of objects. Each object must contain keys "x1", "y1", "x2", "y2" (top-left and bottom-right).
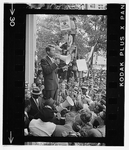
[{"x1": 36, "y1": 14, "x2": 107, "y2": 62}]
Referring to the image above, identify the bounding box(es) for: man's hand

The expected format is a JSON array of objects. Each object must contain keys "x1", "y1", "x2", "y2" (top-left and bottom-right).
[
  {"x1": 68, "y1": 45, "x2": 76, "y2": 53},
  {"x1": 62, "y1": 131, "x2": 68, "y2": 137},
  {"x1": 62, "y1": 65, "x2": 68, "y2": 71},
  {"x1": 56, "y1": 112, "x2": 61, "y2": 120},
  {"x1": 54, "y1": 53, "x2": 61, "y2": 59},
  {"x1": 54, "y1": 45, "x2": 62, "y2": 51},
  {"x1": 54, "y1": 59, "x2": 60, "y2": 65},
  {"x1": 61, "y1": 108, "x2": 69, "y2": 117}
]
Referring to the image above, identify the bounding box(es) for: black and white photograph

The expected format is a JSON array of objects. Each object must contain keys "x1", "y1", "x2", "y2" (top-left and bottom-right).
[
  {"x1": 3, "y1": 2, "x2": 126, "y2": 147},
  {"x1": 24, "y1": 4, "x2": 107, "y2": 144}
]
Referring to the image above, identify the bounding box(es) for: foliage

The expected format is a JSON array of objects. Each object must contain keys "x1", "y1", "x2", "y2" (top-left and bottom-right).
[
  {"x1": 27, "y1": 4, "x2": 86, "y2": 10},
  {"x1": 36, "y1": 15, "x2": 107, "y2": 62}
]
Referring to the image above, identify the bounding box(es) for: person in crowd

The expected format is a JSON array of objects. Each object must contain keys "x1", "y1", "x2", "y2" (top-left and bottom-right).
[
  {"x1": 72, "y1": 122, "x2": 82, "y2": 133},
  {"x1": 62, "y1": 131, "x2": 80, "y2": 137},
  {"x1": 66, "y1": 45, "x2": 77, "y2": 82},
  {"x1": 93, "y1": 102, "x2": 105, "y2": 115},
  {"x1": 67, "y1": 65, "x2": 74, "y2": 83},
  {"x1": 59, "y1": 82, "x2": 68, "y2": 101},
  {"x1": 53, "y1": 111, "x2": 76, "y2": 137},
  {"x1": 81, "y1": 86, "x2": 88, "y2": 96},
  {"x1": 36, "y1": 70, "x2": 44, "y2": 87},
  {"x1": 30, "y1": 83, "x2": 37, "y2": 91},
  {"x1": 100, "y1": 94, "x2": 106, "y2": 109},
  {"x1": 81, "y1": 86, "x2": 92, "y2": 105},
  {"x1": 92, "y1": 110, "x2": 106, "y2": 128},
  {"x1": 25, "y1": 81, "x2": 29, "y2": 89},
  {"x1": 57, "y1": 34, "x2": 75, "y2": 81},
  {"x1": 25, "y1": 89, "x2": 31, "y2": 99},
  {"x1": 79, "y1": 110, "x2": 93, "y2": 137},
  {"x1": 87, "y1": 125, "x2": 105, "y2": 137},
  {"x1": 28, "y1": 87, "x2": 42, "y2": 120},
  {"x1": 58, "y1": 38, "x2": 69, "y2": 80},
  {"x1": 60, "y1": 32, "x2": 73, "y2": 50},
  {"x1": 87, "y1": 102, "x2": 98, "y2": 124},
  {"x1": 72, "y1": 58, "x2": 78, "y2": 81},
  {"x1": 29, "y1": 106, "x2": 56, "y2": 136},
  {"x1": 71, "y1": 101, "x2": 83, "y2": 113},
  {"x1": 41, "y1": 44, "x2": 60, "y2": 101},
  {"x1": 87, "y1": 112, "x2": 106, "y2": 137},
  {"x1": 24, "y1": 97, "x2": 31, "y2": 136},
  {"x1": 42, "y1": 96, "x2": 69, "y2": 125},
  {"x1": 69, "y1": 17, "x2": 77, "y2": 43}
]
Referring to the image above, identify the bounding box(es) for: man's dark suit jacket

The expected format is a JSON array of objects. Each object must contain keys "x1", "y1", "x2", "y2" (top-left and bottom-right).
[
  {"x1": 41, "y1": 55, "x2": 58, "y2": 90},
  {"x1": 28, "y1": 97, "x2": 40, "y2": 120}
]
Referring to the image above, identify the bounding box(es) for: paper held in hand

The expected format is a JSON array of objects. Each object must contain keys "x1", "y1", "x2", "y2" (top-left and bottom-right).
[{"x1": 76, "y1": 59, "x2": 88, "y2": 71}]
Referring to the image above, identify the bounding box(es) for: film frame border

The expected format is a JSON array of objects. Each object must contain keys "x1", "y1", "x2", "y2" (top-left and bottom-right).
[{"x1": 3, "y1": 3, "x2": 125, "y2": 146}]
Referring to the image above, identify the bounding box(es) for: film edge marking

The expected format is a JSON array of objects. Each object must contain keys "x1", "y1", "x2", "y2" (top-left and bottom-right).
[
  {"x1": 119, "y1": 4, "x2": 125, "y2": 87},
  {"x1": 8, "y1": 131, "x2": 14, "y2": 144}
]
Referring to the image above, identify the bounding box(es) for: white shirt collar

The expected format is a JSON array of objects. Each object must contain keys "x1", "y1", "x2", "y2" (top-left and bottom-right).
[
  {"x1": 32, "y1": 97, "x2": 39, "y2": 105},
  {"x1": 47, "y1": 55, "x2": 54, "y2": 63},
  {"x1": 45, "y1": 105, "x2": 52, "y2": 109}
]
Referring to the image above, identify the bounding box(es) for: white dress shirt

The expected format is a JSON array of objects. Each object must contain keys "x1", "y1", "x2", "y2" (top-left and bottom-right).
[{"x1": 47, "y1": 55, "x2": 55, "y2": 63}]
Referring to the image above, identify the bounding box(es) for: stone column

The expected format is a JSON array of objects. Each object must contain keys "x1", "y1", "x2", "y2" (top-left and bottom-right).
[{"x1": 25, "y1": 15, "x2": 36, "y2": 88}]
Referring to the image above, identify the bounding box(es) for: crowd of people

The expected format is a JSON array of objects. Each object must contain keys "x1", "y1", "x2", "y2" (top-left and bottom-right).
[
  {"x1": 25, "y1": 70, "x2": 106, "y2": 138},
  {"x1": 24, "y1": 16, "x2": 106, "y2": 139}
]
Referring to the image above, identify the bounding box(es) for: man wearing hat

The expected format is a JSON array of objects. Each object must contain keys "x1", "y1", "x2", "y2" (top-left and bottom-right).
[{"x1": 28, "y1": 87, "x2": 42, "y2": 120}]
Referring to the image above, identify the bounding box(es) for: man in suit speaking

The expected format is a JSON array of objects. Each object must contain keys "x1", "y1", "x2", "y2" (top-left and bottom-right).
[{"x1": 41, "y1": 44, "x2": 60, "y2": 101}]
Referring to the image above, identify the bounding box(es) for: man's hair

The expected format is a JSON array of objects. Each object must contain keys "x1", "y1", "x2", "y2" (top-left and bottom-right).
[
  {"x1": 65, "y1": 112, "x2": 75, "y2": 123},
  {"x1": 74, "y1": 101, "x2": 83, "y2": 112},
  {"x1": 45, "y1": 44, "x2": 55, "y2": 53},
  {"x1": 80, "y1": 110, "x2": 92, "y2": 123},
  {"x1": 37, "y1": 70, "x2": 42, "y2": 77},
  {"x1": 45, "y1": 46, "x2": 51, "y2": 53}
]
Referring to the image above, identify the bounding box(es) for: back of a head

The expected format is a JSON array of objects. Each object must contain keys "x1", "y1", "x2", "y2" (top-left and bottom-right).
[
  {"x1": 72, "y1": 122, "x2": 81, "y2": 132},
  {"x1": 80, "y1": 110, "x2": 92, "y2": 124},
  {"x1": 94, "y1": 104, "x2": 104, "y2": 114},
  {"x1": 44, "y1": 97, "x2": 54, "y2": 108},
  {"x1": 38, "y1": 106, "x2": 54, "y2": 122},
  {"x1": 65, "y1": 112, "x2": 75, "y2": 124}
]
